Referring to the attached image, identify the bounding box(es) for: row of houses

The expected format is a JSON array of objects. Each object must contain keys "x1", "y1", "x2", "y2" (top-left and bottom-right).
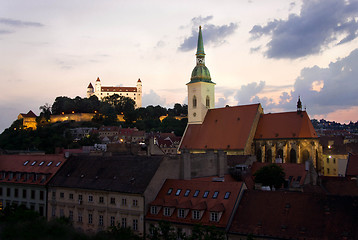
[{"x1": 1, "y1": 151, "x2": 357, "y2": 239}]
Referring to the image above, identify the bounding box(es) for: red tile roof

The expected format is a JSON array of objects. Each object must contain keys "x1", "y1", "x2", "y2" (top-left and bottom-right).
[
  {"x1": 96, "y1": 77, "x2": 100, "y2": 82},
  {"x1": 180, "y1": 104, "x2": 261, "y2": 151},
  {"x1": 321, "y1": 177, "x2": 358, "y2": 196},
  {"x1": 251, "y1": 162, "x2": 307, "y2": 186},
  {"x1": 137, "y1": 78, "x2": 141, "y2": 82},
  {"x1": 101, "y1": 86, "x2": 137, "y2": 92},
  {"x1": 0, "y1": 154, "x2": 66, "y2": 185},
  {"x1": 254, "y1": 111, "x2": 318, "y2": 140},
  {"x1": 229, "y1": 190, "x2": 358, "y2": 239},
  {"x1": 146, "y1": 176, "x2": 244, "y2": 229},
  {"x1": 87, "y1": 83, "x2": 93, "y2": 88},
  {"x1": 346, "y1": 153, "x2": 358, "y2": 176}
]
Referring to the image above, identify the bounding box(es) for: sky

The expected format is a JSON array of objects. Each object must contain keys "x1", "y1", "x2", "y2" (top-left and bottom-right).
[{"x1": 1, "y1": 0, "x2": 358, "y2": 133}]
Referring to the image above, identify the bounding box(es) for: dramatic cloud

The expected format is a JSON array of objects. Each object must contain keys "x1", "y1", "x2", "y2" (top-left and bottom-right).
[
  {"x1": 234, "y1": 81, "x2": 265, "y2": 104},
  {"x1": 250, "y1": 0, "x2": 358, "y2": 59},
  {"x1": 178, "y1": 16, "x2": 238, "y2": 52},
  {"x1": 0, "y1": 18, "x2": 44, "y2": 28},
  {"x1": 142, "y1": 89, "x2": 167, "y2": 107}
]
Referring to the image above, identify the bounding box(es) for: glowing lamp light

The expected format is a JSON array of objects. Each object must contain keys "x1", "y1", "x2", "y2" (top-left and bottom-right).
[
  {"x1": 72, "y1": 111, "x2": 75, "y2": 114},
  {"x1": 329, "y1": 156, "x2": 332, "y2": 158},
  {"x1": 62, "y1": 112, "x2": 64, "y2": 115},
  {"x1": 328, "y1": 145, "x2": 332, "y2": 149}
]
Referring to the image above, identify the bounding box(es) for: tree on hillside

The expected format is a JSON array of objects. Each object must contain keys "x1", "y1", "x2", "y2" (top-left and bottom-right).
[{"x1": 254, "y1": 164, "x2": 285, "y2": 189}]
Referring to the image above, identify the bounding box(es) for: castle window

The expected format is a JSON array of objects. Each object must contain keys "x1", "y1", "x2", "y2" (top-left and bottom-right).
[
  {"x1": 206, "y1": 96, "x2": 210, "y2": 107},
  {"x1": 193, "y1": 96, "x2": 197, "y2": 108}
]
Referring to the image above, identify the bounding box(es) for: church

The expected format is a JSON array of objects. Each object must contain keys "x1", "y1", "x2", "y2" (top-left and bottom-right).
[
  {"x1": 179, "y1": 27, "x2": 322, "y2": 170},
  {"x1": 87, "y1": 77, "x2": 142, "y2": 108}
]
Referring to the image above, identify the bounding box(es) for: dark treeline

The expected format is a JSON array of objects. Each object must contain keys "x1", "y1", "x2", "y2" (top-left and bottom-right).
[{"x1": 0, "y1": 95, "x2": 188, "y2": 153}]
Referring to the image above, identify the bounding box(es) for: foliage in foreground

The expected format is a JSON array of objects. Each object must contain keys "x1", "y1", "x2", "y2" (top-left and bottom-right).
[{"x1": 253, "y1": 164, "x2": 285, "y2": 189}]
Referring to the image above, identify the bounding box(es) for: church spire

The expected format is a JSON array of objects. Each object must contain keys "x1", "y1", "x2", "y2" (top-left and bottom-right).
[{"x1": 196, "y1": 26, "x2": 205, "y2": 57}]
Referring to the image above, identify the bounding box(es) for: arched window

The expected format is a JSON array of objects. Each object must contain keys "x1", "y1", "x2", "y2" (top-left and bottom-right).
[
  {"x1": 302, "y1": 149, "x2": 310, "y2": 163},
  {"x1": 193, "y1": 96, "x2": 197, "y2": 108},
  {"x1": 277, "y1": 149, "x2": 283, "y2": 160},
  {"x1": 206, "y1": 96, "x2": 210, "y2": 108},
  {"x1": 256, "y1": 149, "x2": 262, "y2": 163},
  {"x1": 265, "y1": 149, "x2": 272, "y2": 163},
  {"x1": 290, "y1": 149, "x2": 297, "y2": 163}
]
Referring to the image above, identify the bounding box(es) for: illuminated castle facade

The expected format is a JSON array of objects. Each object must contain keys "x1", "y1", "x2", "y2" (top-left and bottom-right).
[{"x1": 87, "y1": 78, "x2": 142, "y2": 108}]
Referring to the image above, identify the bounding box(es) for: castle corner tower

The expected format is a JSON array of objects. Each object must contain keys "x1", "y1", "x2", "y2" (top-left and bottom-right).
[{"x1": 187, "y1": 26, "x2": 215, "y2": 124}]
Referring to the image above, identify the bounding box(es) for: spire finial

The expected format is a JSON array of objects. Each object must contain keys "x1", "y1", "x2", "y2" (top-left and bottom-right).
[{"x1": 297, "y1": 95, "x2": 302, "y2": 112}]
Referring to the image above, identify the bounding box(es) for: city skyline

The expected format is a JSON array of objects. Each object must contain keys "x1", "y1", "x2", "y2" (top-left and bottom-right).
[{"x1": 1, "y1": 0, "x2": 358, "y2": 133}]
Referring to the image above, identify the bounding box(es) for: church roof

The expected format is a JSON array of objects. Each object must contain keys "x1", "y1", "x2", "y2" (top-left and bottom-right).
[
  {"x1": 180, "y1": 104, "x2": 261, "y2": 151},
  {"x1": 19, "y1": 110, "x2": 37, "y2": 118},
  {"x1": 254, "y1": 111, "x2": 318, "y2": 140}
]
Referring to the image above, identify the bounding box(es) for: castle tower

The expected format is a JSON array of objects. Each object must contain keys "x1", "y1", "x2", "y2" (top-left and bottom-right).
[
  {"x1": 87, "y1": 83, "x2": 94, "y2": 98},
  {"x1": 94, "y1": 77, "x2": 101, "y2": 99},
  {"x1": 136, "y1": 78, "x2": 142, "y2": 108},
  {"x1": 187, "y1": 26, "x2": 215, "y2": 124}
]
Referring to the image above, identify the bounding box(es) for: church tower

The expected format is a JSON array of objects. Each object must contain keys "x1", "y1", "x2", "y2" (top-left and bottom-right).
[{"x1": 187, "y1": 26, "x2": 215, "y2": 124}]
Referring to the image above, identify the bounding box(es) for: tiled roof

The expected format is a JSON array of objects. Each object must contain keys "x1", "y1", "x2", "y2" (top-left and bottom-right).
[
  {"x1": 180, "y1": 104, "x2": 261, "y2": 151},
  {"x1": 0, "y1": 154, "x2": 66, "y2": 185},
  {"x1": 19, "y1": 110, "x2": 37, "y2": 118},
  {"x1": 251, "y1": 162, "x2": 307, "y2": 186},
  {"x1": 146, "y1": 176, "x2": 244, "y2": 228},
  {"x1": 48, "y1": 155, "x2": 163, "y2": 194},
  {"x1": 321, "y1": 177, "x2": 358, "y2": 196},
  {"x1": 346, "y1": 153, "x2": 358, "y2": 176},
  {"x1": 229, "y1": 190, "x2": 358, "y2": 239},
  {"x1": 254, "y1": 111, "x2": 318, "y2": 140},
  {"x1": 137, "y1": 78, "x2": 141, "y2": 82},
  {"x1": 101, "y1": 86, "x2": 137, "y2": 92},
  {"x1": 96, "y1": 77, "x2": 100, "y2": 82},
  {"x1": 87, "y1": 83, "x2": 93, "y2": 88}
]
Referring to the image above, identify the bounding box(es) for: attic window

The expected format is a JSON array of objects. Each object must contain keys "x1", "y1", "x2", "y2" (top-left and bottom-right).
[
  {"x1": 39, "y1": 161, "x2": 45, "y2": 166},
  {"x1": 47, "y1": 161, "x2": 53, "y2": 166},
  {"x1": 184, "y1": 189, "x2": 191, "y2": 197},
  {"x1": 56, "y1": 162, "x2": 62, "y2": 167},
  {"x1": 175, "y1": 189, "x2": 182, "y2": 196},
  {"x1": 23, "y1": 161, "x2": 29, "y2": 166},
  {"x1": 203, "y1": 191, "x2": 209, "y2": 198},
  {"x1": 193, "y1": 190, "x2": 200, "y2": 197},
  {"x1": 167, "y1": 188, "x2": 173, "y2": 195},
  {"x1": 31, "y1": 161, "x2": 37, "y2": 166},
  {"x1": 212, "y1": 191, "x2": 219, "y2": 199},
  {"x1": 224, "y1": 192, "x2": 231, "y2": 199}
]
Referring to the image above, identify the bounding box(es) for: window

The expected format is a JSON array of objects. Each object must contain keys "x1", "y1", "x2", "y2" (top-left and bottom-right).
[
  {"x1": 212, "y1": 191, "x2": 219, "y2": 199},
  {"x1": 23, "y1": 161, "x2": 29, "y2": 166},
  {"x1": 78, "y1": 212, "x2": 83, "y2": 223},
  {"x1": 99, "y1": 196, "x2": 104, "y2": 203},
  {"x1": 193, "y1": 210, "x2": 200, "y2": 220},
  {"x1": 122, "y1": 218, "x2": 127, "y2": 228},
  {"x1": 60, "y1": 192, "x2": 64, "y2": 198},
  {"x1": 333, "y1": 158, "x2": 336, "y2": 164},
  {"x1": 122, "y1": 198, "x2": 126, "y2": 206},
  {"x1": 78, "y1": 194, "x2": 83, "y2": 201},
  {"x1": 39, "y1": 161, "x2": 45, "y2": 166},
  {"x1": 111, "y1": 197, "x2": 116, "y2": 204},
  {"x1": 327, "y1": 158, "x2": 329, "y2": 164},
  {"x1": 164, "y1": 207, "x2": 171, "y2": 216},
  {"x1": 31, "y1": 161, "x2": 37, "y2": 166},
  {"x1": 110, "y1": 216, "x2": 115, "y2": 227},
  {"x1": 47, "y1": 161, "x2": 53, "y2": 166},
  {"x1": 210, "y1": 212, "x2": 218, "y2": 222},
  {"x1": 203, "y1": 191, "x2": 209, "y2": 198},
  {"x1": 39, "y1": 191, "x2": 44, "y2": 200},
  {"x1": 133, "y1": 199, "x2": 138, "y2": 206},
  {"x1": 167, "y1": 188, "x2": 173, "y2": 195},
  {"x1": 69, "y1": 193, "x2": 73, "y2": 200},
  {"x1": 224, "y1": 192, "x2": 231, "y2": 199},
  {"x1": 193, "y1": 96, "x2": 197, "y2": 108},
  {"x1": 69, "y1": 210, "x2": 73, "y2": 221},
  {"x1": 56, "y1": 162, "x2": 62, "y2": 167},
  {"x1": 184, "y1": 189, "x2": 191, "y2": 197},
  {"x1": 52, "y1": 207, "x2": 56, "y2": 217},
  {"x1": 14, "y1": 188, "x2": 18, "y2": 198},
  {"x1": 88, "y1": 195, "x2": 93, "y2": 202},
  {"x1": 88, "y1": 213, "x2": 93, "y2": 224},
  {"x1": 133, "y1": 219, "x2": 138, "y2": 231},
  {"x1": 99, "y1": 215, "x2": 103, "y2": 226},
  {"x1": 206, "y1": 96, "x2": 210, "y2": 107},
  {"x1": 60, "y1": 209, "x2": 64, "y2": 217},
  {"x1": 6, "y1": 188, "x2": 10, "y2": 197},
  {"x1": 193, "y1": 190, "x2": 200, "y2": 198},
  {"x1": 175, "y1": 189, "x2": 182, "y2": 196},
  {"x1": 151, "y1": 206, "x2": 157, "y2": 214},
  {"x1": 327, "y1": 168, "x2": 330, "y2": 174},
  {"x1": 31, "y1": 190, "x2": 35, "y2": 199},
  {"x1": 52, "y1": 191, "x2": 56, "y2": 198},
  {"x1": 0, "y1": 187, "x2": 2, "y2": 196},
  {"x1": 178, "y1": 209, "x2": 185, "y2": 218}
]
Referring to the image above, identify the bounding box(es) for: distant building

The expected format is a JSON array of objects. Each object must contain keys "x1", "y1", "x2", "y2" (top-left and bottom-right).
[
  {"x1": 0, "y1": 154, "x2": 66, "y2": 217},
  {"x1": 18, "y1": 110, "x2": 37, "y2": 130},
  {"x1": 180, "y1": 27, "x2": 321, "y2": 169},
  {"x1": 87, "y1": 77, "x2": 142, "y2": 108}
]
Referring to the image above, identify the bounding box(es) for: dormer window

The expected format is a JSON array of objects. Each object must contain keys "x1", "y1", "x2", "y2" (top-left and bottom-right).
[
  {"x1": 31, "y1": 161, "x2": 37, "y2": 166},
  {"x1": 224, "y1": 192, "x2": 231, "y2": 199},
  {"x1": 163, "y1": 207, "x2": 171, "y2": 216},
  {"x1": 193, "y1": 190, "x2": 200, "y2": 197},
  {"x1": 23, "y1": 161, "x2": 29, "y2": 166},
  {"x1": 150, "y1": 206, "x2": 158, "y2": 215},
  {"x1": 178, "y1": 209, "x2": 186, "y2": 218},
  {"x1": 192, "y1": 210, "x2": 201, "y2": 220},
  {"x1": 167, "y1": 188, "x2": 173, "y2": 195},
  {"x1": 210, "y1": 212, "x2": 219, "y2": 222},
  {"x1": 203, "y1": 191, "x2": 209, "y2": 198},
  {"x1": 212, "y1": 191, "x2": 219, "y2": 199},
  {"x1": 175, "y1": 189, "x2": 182, "y2": 196},
  {"x1": 184, "y1": 189, "x2": 191, "y2": 197}
]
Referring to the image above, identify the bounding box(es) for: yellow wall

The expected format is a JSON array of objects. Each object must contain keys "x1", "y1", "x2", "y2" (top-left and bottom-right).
[{"x1": 322, "y1": 154, "x2": 347, "y2": 176}]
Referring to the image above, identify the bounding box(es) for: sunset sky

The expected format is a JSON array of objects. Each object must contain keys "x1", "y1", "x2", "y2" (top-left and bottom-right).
[{"x1": 1, "y1": 0, "x2": 358, "y2": 132}]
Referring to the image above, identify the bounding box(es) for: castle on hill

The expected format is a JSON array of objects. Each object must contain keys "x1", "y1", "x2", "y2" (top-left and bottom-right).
[{"x1": 87, "y1": 77, "x2": 142, "y2": 108}]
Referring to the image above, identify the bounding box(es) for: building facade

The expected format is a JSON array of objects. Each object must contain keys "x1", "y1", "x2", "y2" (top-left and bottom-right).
[{"x1": 87, "y1": 77, "x2": 142, "y2": 108}]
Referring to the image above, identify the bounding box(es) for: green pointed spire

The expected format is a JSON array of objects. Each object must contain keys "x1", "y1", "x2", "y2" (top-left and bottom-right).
[{"x1": 196, "y1": 26, "x2": 205, "y2": 56}]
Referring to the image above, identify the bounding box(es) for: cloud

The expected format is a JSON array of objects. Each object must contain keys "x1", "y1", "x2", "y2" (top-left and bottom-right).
[
  {"x1": 178, "y1": 16, "x2": 238, "y2": 52},
  {"x1": 234, "y1": 81, "x2": 266, "y2": 104},
  {"x1": 0, "y1": 29, "x2": 13, "y2": 35},
  {"x1": 250, "y1": 0, "x2": 358, "y2": 59},
  {"x1": 0, "y1": 18, "x2": 44, "y2": 28},
  {"x1": 142, "y1": 89, "x2": 167, "y2": 107}
]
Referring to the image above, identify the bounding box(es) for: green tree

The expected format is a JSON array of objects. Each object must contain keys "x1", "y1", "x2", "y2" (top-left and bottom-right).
[{"x1": 254, "y1": 164, "x2": 285, "y2": 189}]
